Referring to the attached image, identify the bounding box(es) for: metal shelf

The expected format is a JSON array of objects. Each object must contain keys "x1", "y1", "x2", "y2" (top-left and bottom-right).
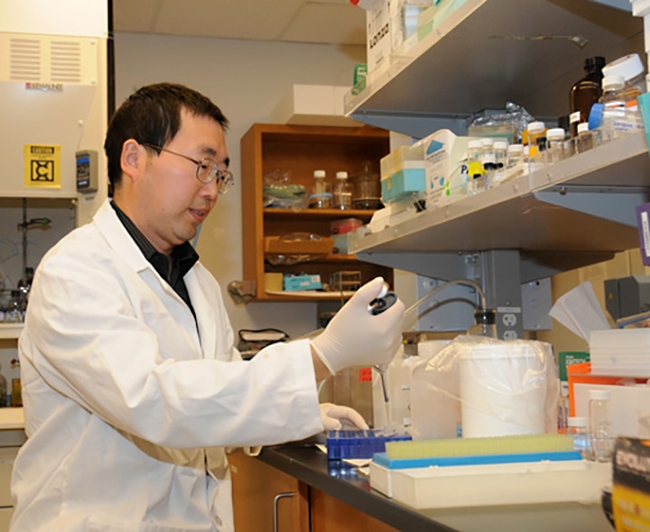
[
  {"x1": 345, "y1": 0, "x2": 642, "y2": 137},
  {"x1": 349, "y1": 133, "x2": 650, "y2": 281}
]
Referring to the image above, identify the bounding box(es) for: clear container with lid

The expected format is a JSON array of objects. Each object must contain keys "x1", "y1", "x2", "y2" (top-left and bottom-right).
[
  {"x1": 545, "y1": 128, "x2": 565, "y2": 165},
  {"x1": 576, "y1": 122, "x2": 594, "y2": 154},
  {"x1": 466, "y1": 140, "x2": 485, "y2": 195},
  {"x1": 588, "y1": 389, "x2": 613, "y2": 462},
  {"x1": 602, "y1": 53, "x2": 646, "y2": 107},
  {"x1": 527, "y1": 121, "x2": 546, "y2": 163},
  {"x1": 506, "y1": 144, "x2": 524, "y2": 169},
  {"x1": 596, "y1": 74, "x2": 640, "y2": 141},
  {"x1": 479, "y1": 138, "x2": 496, "y2": 190},
  {"x1": 309, "y1": 169, "x2": 332, "y2": 209},
  {"x1": 332, "y1": 171, "x2": 353, "y2": 210},
  {"x1": 491, "y1": 140, "x2": 508, "y2": 185},
  {"x1": 567, "y1": 416, "x2": 590, "y2": 459}
]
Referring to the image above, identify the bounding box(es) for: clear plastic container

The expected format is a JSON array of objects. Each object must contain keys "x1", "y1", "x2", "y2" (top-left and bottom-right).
[
  {"x1": 567, "y1": 416, "x2": 590, "y2": 458},
  {"x1": 332, "y1": 171, "x2": 353, "y2": 210},
  {"x1": 545, "y1": 128, "x2": 565, "y2": 165},
  {"x1": 352, "y1": 161, "x2": 382, "y2": 210},
  {"x1": 467, "y1": 139, "x2": 485, "y2": 194},
  {"x1": 576, "y1": 122, "x2": 594, "y2": 154},
  {"x1": 588, "y1": 389, "x2": 613, "y2": 462},
  {"x1": 527, "y1": 121, "x2": 546, "y2": 163},
  {"x1": 309, "y1": 169, "x2": 332, "y2": 209},
  {"x1": 506, "y1": 144, "x2": 524, "y2": 169},
  {"x1": 491, "y1": 140, "x2": 508, "y2": 185},
  {"x1": 602, "y1": 53, "x2": 646, "y2": 109}
]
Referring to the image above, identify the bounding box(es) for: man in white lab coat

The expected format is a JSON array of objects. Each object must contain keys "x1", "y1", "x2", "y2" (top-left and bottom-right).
[{"x1": 9, "y1": 83, "x2": 404, "y2": 532}]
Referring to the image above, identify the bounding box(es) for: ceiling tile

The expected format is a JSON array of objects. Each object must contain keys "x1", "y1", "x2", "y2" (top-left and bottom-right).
[{"x1": 280, "y1": 3, "x2": 365, "y2": 45}]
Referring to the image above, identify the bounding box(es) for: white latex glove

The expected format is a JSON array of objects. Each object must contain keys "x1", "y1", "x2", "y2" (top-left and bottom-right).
[
  {"x1": 311, "y1": 276, "x2": 405, "y2": 375},
  {"x1": 319, "y1": 403, "x2": 369, "y2": 431}
]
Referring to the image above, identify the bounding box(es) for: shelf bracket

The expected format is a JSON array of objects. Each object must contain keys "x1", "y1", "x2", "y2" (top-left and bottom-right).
[{"x1": 534, "y1": 185, "x2": 649, "y2": 227}]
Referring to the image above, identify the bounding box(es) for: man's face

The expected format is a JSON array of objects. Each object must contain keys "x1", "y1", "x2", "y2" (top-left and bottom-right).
[{"x1": 136, "y1": 109, "x2": 229, "y2": 255}]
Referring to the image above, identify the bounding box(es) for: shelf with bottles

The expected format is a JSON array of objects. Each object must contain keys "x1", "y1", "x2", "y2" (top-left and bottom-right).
[
  {"x1": 241, "y1": 123, "x2": 394, "y2": 302},
  {"x1": 349, "y1": 131, "x2": 650, "y2": 280},
  {"x1": 344, "y1": 0, "x2": 642, "y2": 137}
]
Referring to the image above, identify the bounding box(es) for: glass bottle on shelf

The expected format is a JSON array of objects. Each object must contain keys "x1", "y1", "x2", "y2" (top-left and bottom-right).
[
  {"x1": 545, "y1": 128, "x2": 566, "y2": 165},
  {"x1": 332, "y1": 171, "x2": 353, "y2": 210},
  {"x1": 567, "y1": 416, "x2": 590, "y2": 459},
  {"x1": 309, "y1": 169, "x2": 332, "y2": 209},
  {"x1": 576, "y1": 123, "x2": 594, "y2": 154},
  {"x1": 506, "y1": 144, "x2": 524, "y2": 169},
  {"x1": 569, "y1": 56, "x2": 605, "y2": 138},
  {"x1": 466, "y1": 140, "x2": 484, "y2": 195},
  {"x1": 588, "y1": 389, "x2": 613, "y2": 462},
  {"x1": 527, "y1": 121, "x2": 546, "y2": 164},
  {"x1": 491, "y1": 140, "x2": 508, "y2": 185}
]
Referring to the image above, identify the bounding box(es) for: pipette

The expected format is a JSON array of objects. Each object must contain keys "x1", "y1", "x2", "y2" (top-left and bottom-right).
[{"x1": 369, "y1": 282, "x2": 397, "y2": 425}]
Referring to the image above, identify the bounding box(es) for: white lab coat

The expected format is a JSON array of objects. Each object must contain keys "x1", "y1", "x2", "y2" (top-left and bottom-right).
[{"x1": 10, "y1": 200, "x2": 323, "y2": 532}]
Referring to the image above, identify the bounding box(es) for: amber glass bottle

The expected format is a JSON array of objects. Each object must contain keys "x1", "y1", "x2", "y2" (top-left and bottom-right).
[{"x1": 569, "y1": 56, "x2": 605, "y2": 137}]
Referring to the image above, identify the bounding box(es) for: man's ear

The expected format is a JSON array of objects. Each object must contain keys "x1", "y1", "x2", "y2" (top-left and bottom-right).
[{"x1": 120, "y1": 139, "x2": 145, "y2": 182}]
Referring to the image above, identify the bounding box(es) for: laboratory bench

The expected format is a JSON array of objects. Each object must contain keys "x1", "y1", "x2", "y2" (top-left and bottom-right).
[{"x1": 234, "y1": 439, "x2": 615, "y2": 532}]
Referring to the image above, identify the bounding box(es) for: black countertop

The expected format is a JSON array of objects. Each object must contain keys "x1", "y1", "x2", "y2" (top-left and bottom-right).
[{"x1": 257, "y1": 441, "x2": 615, "y2": 532}]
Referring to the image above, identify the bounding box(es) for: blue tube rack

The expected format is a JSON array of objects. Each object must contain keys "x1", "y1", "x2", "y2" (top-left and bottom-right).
[{"x1": 326, "y1": 429, "x2": 412, "y2": 460}]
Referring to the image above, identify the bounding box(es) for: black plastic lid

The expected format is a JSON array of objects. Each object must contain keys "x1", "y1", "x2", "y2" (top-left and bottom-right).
[{"x1": 585, "y1": 56, "x2": 606, "y2": 70}]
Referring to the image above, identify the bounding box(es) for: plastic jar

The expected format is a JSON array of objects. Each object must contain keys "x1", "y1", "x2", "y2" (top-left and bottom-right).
[
  {"x1": 545, "y1": 128, "x2": 565, "y2": 164},
  {"x1": 332, "y1": 171, "x2": 353, "y2": 210},
  {"x1": 506, "y1": 144, "x2": 524, "y2": 169},
  {"x1": 567, "y1": 416, "x2": 590, "y2": 459},
  {"x1": 602, "y1": 53, "x2": 646, "y2": 109},
  {"x1": 576, "y1": 122, "x2": 594, "y2": 154},
  {"x1": 309, "y1": 169, "x2": 332, "y2": 209},
  {"x1": 527, "y1": 121, "x2": 546, "y2": 162}
]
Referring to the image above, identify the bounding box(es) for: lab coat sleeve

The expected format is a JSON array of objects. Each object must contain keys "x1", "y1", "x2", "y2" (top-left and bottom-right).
[{"x1": 21, "y1": 233, "x2": 323, "y2": 449}]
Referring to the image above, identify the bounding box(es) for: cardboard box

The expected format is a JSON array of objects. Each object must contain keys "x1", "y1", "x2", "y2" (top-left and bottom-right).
[
  {"x1": 264, "y1": 235, "x2": 334, "y2": 255},
  {"x1": 366, "y1": 0, "x2": 392, "y2": 77},
  {"x1": 283, "y1": 274, "x2": 322, "y2": 292},
  {"x1": 420, "y1": 130, "x2": 472, "y2": 210}
]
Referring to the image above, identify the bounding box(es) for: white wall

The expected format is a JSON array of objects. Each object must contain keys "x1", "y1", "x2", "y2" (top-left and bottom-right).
[{"x1": 114, "y1": 32, "x2": 365, "y2": 338}]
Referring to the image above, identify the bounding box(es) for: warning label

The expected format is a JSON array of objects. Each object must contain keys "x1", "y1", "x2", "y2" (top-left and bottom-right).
[{"x1": 24, "y1": 145, "x2": 61, "y2": 188}]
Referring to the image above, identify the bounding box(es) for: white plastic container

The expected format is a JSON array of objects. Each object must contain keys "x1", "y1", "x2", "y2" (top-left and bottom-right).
[
  {"x1": 370, "y1": 459, "x2": 611, "y2": 509},
  {"x1": 459, "y1": 343, "x2": 546, "y2": 438}
]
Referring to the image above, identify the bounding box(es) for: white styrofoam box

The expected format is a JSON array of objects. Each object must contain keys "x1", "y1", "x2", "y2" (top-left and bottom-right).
[
  {"x1": 371, "y1": 460, "x2": 611, "y2": 509},
  {"x1": 573, "y1": 383, "x2": 650, "y2": 439},
  {"x1": 589, "y1": 329, "x2": 650, "y2": 377},
  {"x1": 268, "y1": 84, "x2": 358, "y2": 127},
  {"x1": 419, "y1": 130, "x2": 472, "y2": 210},
  {"x1": 366, "y1": 0, "x2": 392, "y2": 77}
]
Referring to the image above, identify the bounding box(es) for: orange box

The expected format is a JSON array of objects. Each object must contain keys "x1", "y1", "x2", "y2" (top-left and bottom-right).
[{"x1": 567, "y1": 362, "x2": 647, "y2": 417}]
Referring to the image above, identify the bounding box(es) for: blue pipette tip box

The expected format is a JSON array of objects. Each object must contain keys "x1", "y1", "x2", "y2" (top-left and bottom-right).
[{"x1": 326, "y1": 429, "x2": 412, "y2": 460}]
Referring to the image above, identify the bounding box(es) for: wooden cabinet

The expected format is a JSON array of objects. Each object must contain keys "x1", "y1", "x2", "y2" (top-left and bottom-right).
[
  {"x1": 229, "y1": 451, "x2": 398, "y2": 532},
  {"x1": 229, "y1": 450, "x2": 309, "y2": 532},
  {"x1": 240, "y1": 123, "x2": 393, "y2": 302}
]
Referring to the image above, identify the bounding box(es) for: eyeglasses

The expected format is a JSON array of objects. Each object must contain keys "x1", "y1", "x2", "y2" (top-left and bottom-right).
[{"x1": 142, "y1": 143, "x2": 234, "y2": 194}]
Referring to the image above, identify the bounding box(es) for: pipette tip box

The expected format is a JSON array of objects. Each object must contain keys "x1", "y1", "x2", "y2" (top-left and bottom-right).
[{"x1": 326, "y1": 429, "x2": 412, "y2": 460}]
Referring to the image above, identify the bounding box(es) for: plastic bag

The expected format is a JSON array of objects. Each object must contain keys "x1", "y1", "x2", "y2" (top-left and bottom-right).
[
  {"x1": 408, "y1": 335, "x2": 558, "y2": 440},
  {"x1": 263, "y1": 169, "x2": 307, "y2": 210}
]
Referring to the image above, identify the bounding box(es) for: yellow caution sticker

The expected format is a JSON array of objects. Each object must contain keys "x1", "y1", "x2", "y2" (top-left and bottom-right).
[{"x1": 24, "y1": 145, "x2": 61, "y2": 188}]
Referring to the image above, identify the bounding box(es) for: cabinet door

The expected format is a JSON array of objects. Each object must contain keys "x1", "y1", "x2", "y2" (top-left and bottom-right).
[
  {"x1": 310, "y1": 487, "x2": 399, "y2": 532},
  {"x1": 229, "y1": 451, "x2": 309, "y2": 532}
]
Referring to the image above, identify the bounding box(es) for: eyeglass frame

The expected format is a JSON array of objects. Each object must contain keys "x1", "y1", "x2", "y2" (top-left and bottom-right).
[{"x1": 141, "y1": 143, "x2": 234, "y2": 193}]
